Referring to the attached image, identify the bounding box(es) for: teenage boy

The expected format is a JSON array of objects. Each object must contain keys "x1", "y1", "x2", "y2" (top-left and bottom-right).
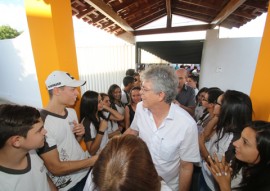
[
  {"x1": 0, "y1": 104, "x2": 56, "y2": 191},
  {"x1": 39, "y1": 71, "x2": 97, "y2": 190},
  {"x1": 121, "y1": 75, "x2": 135, "y2": 106}
]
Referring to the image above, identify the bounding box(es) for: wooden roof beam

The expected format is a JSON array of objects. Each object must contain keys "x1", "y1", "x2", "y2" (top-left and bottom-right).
[
  {"x1": 134, "y1": 24, "x2": 213, "y2": 36},
  {"x1": 166, "y1": 0, "x2": 172, "y2": 28},
  {"x1": 84, "y1": 0, "x2": 134, "y2": 32},
  {"x1": 211, "y1": 0, "x2": 246, "y2": 28}
]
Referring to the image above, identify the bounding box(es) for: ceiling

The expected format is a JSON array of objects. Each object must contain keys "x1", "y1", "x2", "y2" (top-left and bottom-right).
[
  {"x1": 71, "y1": 0, "x2": 268, "y2": 64},
  {"x1": 71, "y1": 0, "x2": 269, "y2": 44}
]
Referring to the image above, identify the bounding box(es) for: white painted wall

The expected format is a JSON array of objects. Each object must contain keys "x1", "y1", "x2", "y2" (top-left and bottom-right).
[
  {"x1": 0, "y1": 29, "x2": 262, "y2": 107},
  {"x1": 200, "y1": 29, "x2": 261, "y2": 95},
  {"x1": 0, "y1": 30, "x2": 42, "y2": 108}
]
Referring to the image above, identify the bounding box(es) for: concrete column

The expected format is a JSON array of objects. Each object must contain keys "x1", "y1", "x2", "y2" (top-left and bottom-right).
[
  {"x1": 250, "y1": 5, "x2": 270, "y2": 121},
  {"x1": 24, "y1": 0, "x2": 81, "y2": 112}
]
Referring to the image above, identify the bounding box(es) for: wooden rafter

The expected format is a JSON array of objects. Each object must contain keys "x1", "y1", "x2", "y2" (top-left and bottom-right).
[
  {"x1": 211, "y1": 0, "x2": 246, "y2": 28},
  {"x1": 134, "y1": 24, "x2": 213, "y2": 36},
  {"x1": 84, "y1": 0, "x2": 135, "y2": 44},
  {"x1": 71, "y1": 0, "x2": 269, "y2": 44},
  {"x1": 84, "y1": 0, "x2": 134, "y2": 32},
  {"x1": 166, "y1": 0, "x2": 172, "y2": 28}
]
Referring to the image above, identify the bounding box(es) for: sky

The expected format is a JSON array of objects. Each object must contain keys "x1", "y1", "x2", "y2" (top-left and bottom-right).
[{"x1": 0, "y1": 0, "x2": 267, "y2": 45}]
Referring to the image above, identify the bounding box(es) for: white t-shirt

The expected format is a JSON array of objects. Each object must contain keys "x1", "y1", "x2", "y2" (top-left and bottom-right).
[
  {"x1": 0, "y1": 150, "x2": 50, "y2": 191},
  {"x1": 103, "y1": 111, "x2": 119, "y2": 135},
  {"x1": 40, "y1": 108, "x2": 90, "y2": 191},
  {"x1": 130, "y1": 102, "x2": 200, "y2": 191},
  {"x1": 121, "y1": 90, "x2": 129, "y2": 105},
  {"x1": 84, "y1": 117, "x2": 109, "y2": 154},
  {"x1": 201, "y1": 131, "x2": 234, "y2": 191},
  {"x1": 115, "y1": 104, "x2": 125, "y2": 115},
  {"x1": 83, "y1": 171, "x2": 173, "y2": 191}
]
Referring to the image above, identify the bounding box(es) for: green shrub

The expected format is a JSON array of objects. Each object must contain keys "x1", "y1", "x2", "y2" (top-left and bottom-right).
[{"x1": 0, "y1": 25, "x2": 22, "y2": 40}]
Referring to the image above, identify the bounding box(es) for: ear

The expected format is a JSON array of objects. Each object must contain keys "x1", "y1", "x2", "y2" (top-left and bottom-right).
[
  {"x1": 53, "y1": 87, "x2": 61, "y2": 96},
  {"x1": 10, "y1": 136, "x2": 22, "y2": 148},
  {"x1": 158, "y1": 91, "x2": 166, "y2": 102}
]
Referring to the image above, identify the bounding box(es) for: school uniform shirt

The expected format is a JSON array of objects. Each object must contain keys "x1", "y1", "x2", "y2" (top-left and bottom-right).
[
  {"x1": 0, "y1": 150, "x2": 50, "y2": 191},
  {"x1": 201, "y1": 131, "x2": 235, "y2": 191},
  {"x1": 40, "y1": 108, "x2": 90, "y2": 191},
  {"x1": 103, "y1": 111, "x2": 119, "y2": 135},
  {"x1": 83, "y1": 117, "x2": 109, "y2": 154}
]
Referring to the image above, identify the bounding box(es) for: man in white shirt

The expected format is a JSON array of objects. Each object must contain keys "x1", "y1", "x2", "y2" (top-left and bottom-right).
[{"x1": 125, "y1": 65, "x2": 200, "y2": 191}]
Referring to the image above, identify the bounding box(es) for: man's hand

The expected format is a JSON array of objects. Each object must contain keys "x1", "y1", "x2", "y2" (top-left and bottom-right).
[{"x1": 73, "y1": 120, "x2": 85, "y2": 141}]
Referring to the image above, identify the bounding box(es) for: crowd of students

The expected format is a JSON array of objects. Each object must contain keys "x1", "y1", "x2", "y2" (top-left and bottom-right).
[{"x1": 0, "y1": 66, "x2": 269, "y2": 191}]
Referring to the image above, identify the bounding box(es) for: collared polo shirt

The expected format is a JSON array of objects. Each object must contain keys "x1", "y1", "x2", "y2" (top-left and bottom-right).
[{"x1": 176, "y1": 84, "x2": 196, "y2": 107}]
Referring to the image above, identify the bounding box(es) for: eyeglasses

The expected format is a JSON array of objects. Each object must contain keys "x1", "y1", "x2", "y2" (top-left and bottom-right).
[
  {"x1": 140, "y1": 86, "x2": 153, "y2": 93},
  {"x1": 214, "y1": 100, "x2": 222, "y2": 106}
]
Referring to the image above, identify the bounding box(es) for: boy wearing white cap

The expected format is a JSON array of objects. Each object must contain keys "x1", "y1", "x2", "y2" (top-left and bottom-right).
[{"x1": 38, "y1": 71, "x2": 97, "y2": 191}]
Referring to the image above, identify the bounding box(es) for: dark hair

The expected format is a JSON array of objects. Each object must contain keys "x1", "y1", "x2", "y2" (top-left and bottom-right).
[
  {"x1": 100, "y1": 93, "x2": 108, "y2": 100},
  {"x1": 0, "y1": 104, "x2": 41, "y2": 149},
  {"x1": 206, "y1": 87, "x2": 223, "y2": 104},
  {"x1": 133, "y1": 72, "x2": 139, "y2": 77},
  {"x1": 108, "y1": 84, "x2": 121, "y2": 103},
  {"x1": 233, "y1": 121, "x2": 270, "y2": 191},
  {"x1": 188, "y1": 75, "x2": 199, "y2": 88},
  {"x1": 125, "y1": 69, "x2": 135, "y2": 76},
  {"x1": 129, "y1": 86, "x2": 141, "y2": 104},
  {"x1": 92, "y1": 135, "x2": 161, "y2": 191},
  {"x1": 196, "y1": 87, "x2": 208, "y2": 102},
  {"x1": 123, "y1": 76, "x2": 135, "y2": 87},
  {"x1": 216, "y1": 90, "x2": 253, "y2": 161},
  {"x1": 80, "y1": 91, "x2": 105, "y2": 131},
  {"x1": 107, "y1": 84, "x2": 124, "y2": 110}
]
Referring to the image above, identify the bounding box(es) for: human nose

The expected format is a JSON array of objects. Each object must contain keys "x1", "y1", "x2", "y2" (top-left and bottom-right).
[
  {"x1": 140, "y1": 89, "x2": 144, "y2": 95},
  {"x1": 233, "y1": 139, "x2": 239, "y2": 148},
  {"x1": 42, "y1": 128, "x2": 47, "y2": 135}
]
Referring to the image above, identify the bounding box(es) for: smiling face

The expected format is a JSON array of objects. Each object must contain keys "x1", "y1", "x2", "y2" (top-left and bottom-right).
[
  {"x1": 112, "y1": 87, "x2": 122, "y2": 101},
  {"x1": 140, "y1": 80, "x2": 160, "y2": 109},
  {"x1": 233, "y1": 127, "x2": 260, "y2": 164},
  {"x1": 131, "y1": 89, "x2": 141, "y2": 104}
]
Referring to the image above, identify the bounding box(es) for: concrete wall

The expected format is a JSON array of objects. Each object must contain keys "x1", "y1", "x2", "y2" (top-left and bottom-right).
[
  {"x1": 200, "y1": 29, "x2": 261, "y2": 94},
  {"x1": 0, "y1": 29, "x2": 262, "y2": 108},
  {"x1": 0, "y1": 30, "x2": 42, "y2": 108}
]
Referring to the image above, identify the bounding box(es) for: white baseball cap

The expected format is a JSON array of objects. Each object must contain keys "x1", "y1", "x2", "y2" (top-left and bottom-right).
[{"x1": 45, "y1": 71, "x2": 86, "y2": 90}]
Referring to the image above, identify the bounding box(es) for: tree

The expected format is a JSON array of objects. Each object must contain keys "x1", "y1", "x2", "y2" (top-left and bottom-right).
[{"x1": 0, "y1": 25, "x2": 22, "y2": 40}]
